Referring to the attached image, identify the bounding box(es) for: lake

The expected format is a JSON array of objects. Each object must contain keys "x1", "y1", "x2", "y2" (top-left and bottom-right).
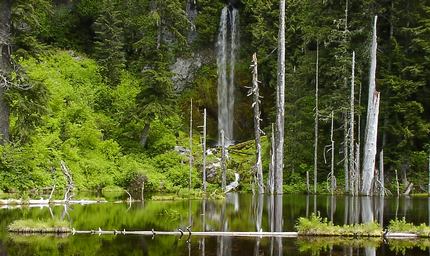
[{"x1": 1, "y1": 194, "x2": 430, "y2": 255}]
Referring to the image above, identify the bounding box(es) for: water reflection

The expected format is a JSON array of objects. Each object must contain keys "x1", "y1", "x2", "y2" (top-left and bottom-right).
[{"x1": 1, "y1": 194, "x2": 430, "y2": 255}]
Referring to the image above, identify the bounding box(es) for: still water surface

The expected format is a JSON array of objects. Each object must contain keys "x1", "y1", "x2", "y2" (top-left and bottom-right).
[{"x1": 1, "y1": 194, "x2": 430, "y2": 255}]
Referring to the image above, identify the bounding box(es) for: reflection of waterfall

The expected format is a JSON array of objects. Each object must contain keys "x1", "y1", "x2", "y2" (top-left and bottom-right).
[{"x1": 217, "y1": 6, "x2": 239, "y2": 145}]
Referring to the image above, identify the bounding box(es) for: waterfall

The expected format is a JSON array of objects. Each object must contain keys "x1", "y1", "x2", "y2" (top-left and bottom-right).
[{"x1": 217, "y1": 6, "x2": 239, "y2": 146}]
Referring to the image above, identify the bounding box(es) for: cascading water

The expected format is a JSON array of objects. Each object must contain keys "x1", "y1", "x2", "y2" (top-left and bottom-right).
[{"x1": 217, "y1": 5, "x2": 239, "y2": 146}]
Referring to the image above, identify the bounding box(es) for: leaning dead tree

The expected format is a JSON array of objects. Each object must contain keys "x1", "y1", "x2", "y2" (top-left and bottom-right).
[
  {"x1": 60, "y1": 161, "x2": 74, "y2": 202},
  {"x1": 248, "y1": 53, "x2": 264, "y2": 194},
  {"x1": 362, "y1": 16, "x2": 380, "y2": 196},
  {"x1": 274, "y1": 0, "x2": 286, "y2": 195}
]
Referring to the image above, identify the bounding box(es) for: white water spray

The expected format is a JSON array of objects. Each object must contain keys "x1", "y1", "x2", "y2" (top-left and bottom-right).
[{"x1": 217, "y1": 6, "x2": 239, "y2": 146}]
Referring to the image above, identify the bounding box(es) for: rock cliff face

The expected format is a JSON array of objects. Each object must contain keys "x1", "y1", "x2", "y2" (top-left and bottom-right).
[{"x1": 170, "y1": 54, "x2": 202, "y2": 92}]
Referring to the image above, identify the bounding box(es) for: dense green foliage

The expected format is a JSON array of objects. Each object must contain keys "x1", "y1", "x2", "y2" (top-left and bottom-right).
[{"x1": 0, "y1": 0, "x2": 429, "y2": 193}]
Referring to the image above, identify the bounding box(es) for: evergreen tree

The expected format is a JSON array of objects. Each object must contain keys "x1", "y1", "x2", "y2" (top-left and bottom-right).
[{"x1": 93, "y1": 0, "x2": 125, "y2": 85}]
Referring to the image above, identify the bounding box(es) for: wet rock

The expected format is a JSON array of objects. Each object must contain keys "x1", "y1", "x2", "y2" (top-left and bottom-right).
[{"x1": 170, "y1": 54, "x2": 202, "y2": 91}]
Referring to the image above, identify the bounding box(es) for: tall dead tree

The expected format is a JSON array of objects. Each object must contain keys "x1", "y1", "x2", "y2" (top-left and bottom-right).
[
  {"x1": 330, "y1": 111, "x2": 335, "y2": 195},
  {"x1": 379, "y1": 149, "x2": 385, "y2": 196},
  {"x1": 220, "y1": 129, "x2": 227, "y2": 191},
  {"x1": 356, "y1": 82, "x2": 362, "y2": 192},
  {"x1": 343, "y1": 0, "x2": 350, "y2": 194},
  {"x1": 362, "y1": 16, "x2": 380, "y2": 196},
  {"x1": 0, "y1": 0, "x2": 12, "y2": 144},
  {"x1": 202, "y1": 108, "x2": 207, "y2": 192},
  {"x1": 268, "y1": 124, "x2": 275, "y2": 194},
  {"x1": 249, "y1": 53, "x2": 264, "y2": 194},
  {"x1": 428, "y1": 152, "x2": 430, "y2": 195},
  {"x1": 274, "y1": 0, "x2": 286, "y2": 195},
  {"x1": 314, "y1": 42, "x2": 319, "y2": 194},
  {"x1": 349, "y1": 52, "x2": 356, "y2": 195},
  {"x1": 189, "y1": 99, "x2": 193, "y2": 192}
]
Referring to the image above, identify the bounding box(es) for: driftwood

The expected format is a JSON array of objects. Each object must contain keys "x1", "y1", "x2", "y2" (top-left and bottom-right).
[
  {"x1": 10, "y1": 228, "x2": 426, "y2": 240},
  {"x1": 225, "y1": 173, "x2": 240, "y2": 193},
  {"x1": 403, "y1": 182, "x2": 413, "y2": 195},
  {"x1": 0, "y1": 199, "x2": 107, "y2": 206}
]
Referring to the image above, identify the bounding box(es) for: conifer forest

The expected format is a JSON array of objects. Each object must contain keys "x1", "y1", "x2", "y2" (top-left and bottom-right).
[{"x1": 2, "y1": 1, "x2": 430, "y2": 255}]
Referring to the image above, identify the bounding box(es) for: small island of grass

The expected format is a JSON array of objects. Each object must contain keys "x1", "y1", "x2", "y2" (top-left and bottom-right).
[
  {"x1": 8, "y1": 219, "x2": 71, "y2": 234},
  {"x1": 296, "y1": 214, "x2": 382, "y2": 237}
]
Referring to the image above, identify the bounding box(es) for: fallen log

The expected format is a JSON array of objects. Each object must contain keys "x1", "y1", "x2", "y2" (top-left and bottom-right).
[
  {"x1": 9, "y1": 228, "x2": 429, "y2": 240},
  {"x1": 0, "y1": 198, "x2": 107, "y2": 206}
]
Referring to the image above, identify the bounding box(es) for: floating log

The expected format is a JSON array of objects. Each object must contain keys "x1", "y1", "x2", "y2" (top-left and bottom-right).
[
  {"x1": 0, "y1": 198, "x2": 107, "y2": 206},
  {"x1": 384, "y1": 232, "x2": 418, "y2": 238},
  {"x1": 6, "y1": 229, "x2": 420, "y2": 239}
]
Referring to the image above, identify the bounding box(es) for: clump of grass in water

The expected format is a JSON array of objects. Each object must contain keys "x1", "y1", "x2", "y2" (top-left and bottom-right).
[
  {"x1": 8, "y1": 219, "x2": 71, "y2": 233},
  {"x1": 388, "y1": 218, "x2": 430, "y2": 237},
  {"x1": 296, "y1": 213, "x2": 382, "y2": 237}
]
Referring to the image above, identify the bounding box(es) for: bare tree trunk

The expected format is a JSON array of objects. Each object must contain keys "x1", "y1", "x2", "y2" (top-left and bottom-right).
[
  {"x1": 330, "y1": 111, "x2": 335, "y2": 195},
  {"x1": 140, "y1": 122, "x2": 151, "y2": 147},
  {"x1": 343, "y1": 0, "x2": 350, "y2": 194},
  {"x1": 356, "y1": 83, "x2": 362, "y2": 194},
  {"x1": 395, "y1": 169, "x2": 400, "y2": 196},
  {"x1": 202, "y1": 108, "x2": 207, "y2": 192},
  {"x1": 189, "y1": 99, "x2": 193, "y2": 192},
  {"x1": 274, "y1": 0, "x2": 286, "y2": 195},
  {"x1": 306, "y1": 171, "x2": 310, "y2": 194},
  {"x1": 221, "y1": 129, "x2": 227, "y2": 191},
  {"x1": 250, "y1": 53, "x2": 264, "y2": 194},
  {"x1": 379, "y1": 149, "x2": 384, "y2": 196},
  {"x1": 344, "y1": 112, "x2": 349, "y2": 193},
  {"x1": 349, "y1": 52, "x2": 356, "y2": 195},
  {"x1": 362, "y1": 92, "x2": 380, "y2": 195},
  {"x1": 428, "y1": 152, "x2": 430, "y2": 195},
  {"x1": 268, "y1": 124, "x2": 275, "y2": 194},
  {"x1": 362, "y1": 16, "x2": 380, "y2": 196},
  {"x1": 0, "y1": 0, "x2": 11, "y2": 144},
  {"x1": 314, "y1": 42, "x2": 319, "y2": 194}
]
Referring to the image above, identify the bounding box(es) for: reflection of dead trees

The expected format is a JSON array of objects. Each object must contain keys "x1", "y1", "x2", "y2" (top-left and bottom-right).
[
  {"x1": 267, "y1": 195, "x2": 283, "y2": 256},
  {"x1": 217, "y1": 199, "x2": 231, "y2": 256}
]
